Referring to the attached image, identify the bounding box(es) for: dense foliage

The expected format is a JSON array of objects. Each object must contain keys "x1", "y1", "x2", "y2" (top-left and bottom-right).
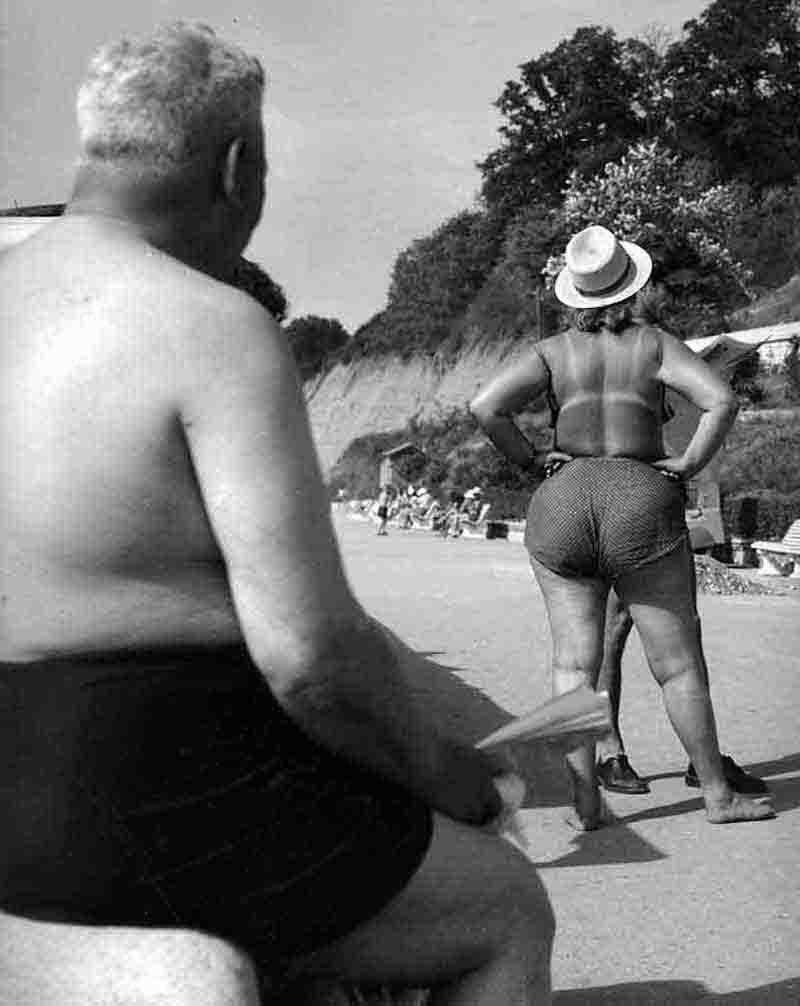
[
  {"x1": 230, "y1": 257, "x2": 289, "y2": 323},
  {"x1": 330, "y1": 401, "x2": 800, "y2": 528},
  {"x1": 284, "y1": 315, "x2": 350, "y2": 380},
  {"x1": 338, "y1": 0, "x2": 800, "y2": 363},
  {"x1": 297, "y1": 0, "x2": 800, "y2": 525},
  {"x1": 664, "y1": 0, "x2": 800, "y2": 189}
]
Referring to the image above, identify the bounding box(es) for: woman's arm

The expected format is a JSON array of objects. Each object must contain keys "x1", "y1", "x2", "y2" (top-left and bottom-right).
[
  {"x1": 470, "y1": 350, "x2": 560, "y2": 470},
  {"x1": 654, "y1": 332, "x2": 739, "y2": 480}
]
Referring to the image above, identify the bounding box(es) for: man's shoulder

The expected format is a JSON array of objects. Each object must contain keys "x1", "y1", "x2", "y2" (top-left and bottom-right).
[{"x1": 161, "y1": 260, "x2": 283, "y2": 355}]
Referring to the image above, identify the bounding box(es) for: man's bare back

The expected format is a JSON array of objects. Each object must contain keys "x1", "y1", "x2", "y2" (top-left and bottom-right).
[
  {"x1": 1, "y1": 25, "x2": 559, "y2": 1005},
  {"x1": 1, "y1": 216, "x2": 243, "y2": 659}
]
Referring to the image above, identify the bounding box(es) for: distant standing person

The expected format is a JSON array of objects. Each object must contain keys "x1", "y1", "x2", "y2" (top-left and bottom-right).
[
  {"x1": 376, "y1": 485, "x2": 392, "y2": 535},
  {"x1": 471, "y1": 223, "x2": 774, "y2": 829}
]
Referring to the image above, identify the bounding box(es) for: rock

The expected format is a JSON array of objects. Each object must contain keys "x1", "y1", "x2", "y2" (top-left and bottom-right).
[{"x1": 694, "y1": 555, "x2": 777, "y2": 595}]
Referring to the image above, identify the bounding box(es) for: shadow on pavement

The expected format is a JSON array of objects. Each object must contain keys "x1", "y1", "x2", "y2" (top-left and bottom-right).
[
  {"x1": 409, "y1": 650, "x2": 572, "y2": 807},
  {"x1": 644, "y1": 751, "x2": 800, "y2": 814},
  {"x1": 534, "y1": 814, "x2": 669, "y2": 869},
  {"x1": 407, "y1": 649, "x2": 667, "y2": 865},
  {"x1": 554, "y1": 976, "x2": 800, "y2": 1004}
]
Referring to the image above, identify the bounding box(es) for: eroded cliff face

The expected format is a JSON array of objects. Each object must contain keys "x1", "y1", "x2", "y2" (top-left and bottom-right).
[{"x1": 306, "y1": 339, "x2": 531, "y2": 473}]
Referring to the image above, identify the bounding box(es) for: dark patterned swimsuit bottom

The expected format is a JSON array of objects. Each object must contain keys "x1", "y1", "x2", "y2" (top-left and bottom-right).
[
  {"x1": 525, "y1": 457, "x2": 688, "y2": 581},
  {"x1": 0, "y1": 646, "x2": 433, "y2": 980}
]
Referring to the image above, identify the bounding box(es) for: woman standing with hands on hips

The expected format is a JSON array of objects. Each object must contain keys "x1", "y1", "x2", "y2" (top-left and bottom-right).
[{"x1": 470, "y1": 224, "x2": 774, "y2": 830}]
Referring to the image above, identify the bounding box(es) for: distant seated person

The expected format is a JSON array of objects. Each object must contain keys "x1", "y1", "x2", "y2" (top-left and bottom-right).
[
  {"x1": 423, "y1": 497, "x2": 445, "y2": 531},
  {"x1": 461, "y1": 488, "x2": 490, "y2": 529},
  {"x1": 441, "y1": 491, "x2": 465, "y2": 537},
  {"x1": 396, "y1": 490, "x2": 414, "y2": 529},
  {"x1": 412, "y1": 486, "x2": 432, "y2": 522}
]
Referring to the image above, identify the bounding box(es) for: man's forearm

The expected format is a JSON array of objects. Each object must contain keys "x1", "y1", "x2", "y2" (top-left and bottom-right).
[{"x1": 270, "y1": 615, "x2": 502, "y2": 825}]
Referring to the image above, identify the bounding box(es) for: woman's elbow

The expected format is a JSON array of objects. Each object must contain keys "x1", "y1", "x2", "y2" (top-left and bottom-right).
[
  {"x1": 720, "y1": 390, "x2": 740, "y2": 419},
  {"x1": 469, "y1": 394, "x2": 494, "y2": 426}
]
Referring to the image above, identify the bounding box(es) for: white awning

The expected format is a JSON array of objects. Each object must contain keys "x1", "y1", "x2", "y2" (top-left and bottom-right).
[
  {"x1": 0, "y1": 216, "x2": 54, "y2": 251},
  {"x1": 686, "y1": 323, "x2": 799, "y2": 370}
]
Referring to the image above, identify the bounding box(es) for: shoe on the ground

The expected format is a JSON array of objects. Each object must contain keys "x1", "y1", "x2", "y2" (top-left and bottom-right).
[
  {"x1": 684, "y1": 754, "x2": 770, "y2": 794},
  {"x1": 596, "y1": 754, "x2": 651, "y2": 794}
]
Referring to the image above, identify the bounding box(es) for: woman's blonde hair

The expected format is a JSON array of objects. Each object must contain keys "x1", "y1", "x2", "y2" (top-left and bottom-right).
[
  {"x1": 573, "y1": 290, "x2": 651, "y2": 333},
  {"x1": 76, "y1": 22, "x2": 265, "y2": 174}
]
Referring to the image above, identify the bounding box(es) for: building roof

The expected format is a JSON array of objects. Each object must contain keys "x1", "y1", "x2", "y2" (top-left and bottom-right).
[{"x1": 686, "y1": 323, "x2": 799, "y2": 371}]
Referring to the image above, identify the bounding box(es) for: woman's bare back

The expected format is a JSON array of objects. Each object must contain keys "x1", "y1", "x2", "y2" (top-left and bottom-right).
[{"x1": 537, "y1": 325, "x2": 667, "y2": 460}]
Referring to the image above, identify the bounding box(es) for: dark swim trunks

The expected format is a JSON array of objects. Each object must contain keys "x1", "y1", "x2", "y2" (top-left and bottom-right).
[
  {"x1": 0, "y1": 646, "x2": 433, "y2": 975},
  {"x1": 525, "y1": 457, "x2": 688, "y2": 580}
]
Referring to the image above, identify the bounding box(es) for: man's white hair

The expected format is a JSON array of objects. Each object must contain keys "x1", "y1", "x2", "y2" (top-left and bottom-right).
[{"x1": 77, "y1": 22, "x2": 265, "y2": 171}]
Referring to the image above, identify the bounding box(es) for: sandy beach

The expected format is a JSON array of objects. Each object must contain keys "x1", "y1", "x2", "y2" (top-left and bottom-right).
[{"x1": 334, "y1": 514, "x2": 800, "y2": 1005}]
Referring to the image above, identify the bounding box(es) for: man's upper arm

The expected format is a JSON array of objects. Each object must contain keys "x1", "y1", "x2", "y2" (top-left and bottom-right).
[{"x1": 178, "y1": 294, "x2": 355, "y2": 675}]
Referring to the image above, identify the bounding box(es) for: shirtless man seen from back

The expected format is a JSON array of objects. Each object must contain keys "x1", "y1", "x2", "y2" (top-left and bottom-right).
[{"x1": 0, "y1": 22, "x2": 553, "y2": 1006}]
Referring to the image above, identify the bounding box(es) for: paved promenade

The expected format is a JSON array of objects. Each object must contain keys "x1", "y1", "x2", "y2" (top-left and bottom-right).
[{"x1": 334, "y1": 515, "x2": 800, "y2": 1005}]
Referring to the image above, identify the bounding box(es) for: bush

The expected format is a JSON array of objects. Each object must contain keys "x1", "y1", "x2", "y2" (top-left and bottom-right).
[
  {"x1": 326, "y1": 408, "x2": 549, "y2": 512},
  {"x1": 723, "y1": 491, "x2": 800, "y2": 541},
  {"x1": 719, "y1": 412, "x2": 800, "y2": 495}
]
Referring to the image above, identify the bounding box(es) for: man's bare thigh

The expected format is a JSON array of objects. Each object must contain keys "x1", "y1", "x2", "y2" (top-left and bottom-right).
[{"x1": 287, "y1": 813, "x2": 553, "y2": 989}]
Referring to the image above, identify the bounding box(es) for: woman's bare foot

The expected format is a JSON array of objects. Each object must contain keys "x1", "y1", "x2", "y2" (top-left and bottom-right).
[
  {"x1": 564, "y1": 806, "x2": 609, "y2": 831},
  {"x1": 705, "y1": 792, "x2": 775, "y2": 823}
]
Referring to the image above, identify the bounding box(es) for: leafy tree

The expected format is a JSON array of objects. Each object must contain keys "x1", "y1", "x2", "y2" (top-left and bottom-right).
[
  {"x1": 725, "y1": 180, "x2": 800, "y2": 288},
  {"x1": 542, "y1": 140, "x2": 754, "y2": 336},
  {"x1": 230, "y1": 257, "x2": 289, "y2": 322},
  {"x1": 719, "y1": 412, "x2": 800, "y2": 494},
  {"x1": 284, "y1": 315, "x2": 349, "y2": 380},
  {"x1": 382, "y1": 210, "x2": 504, "y2": 356},
  {"x1": 479, "y1": 26, "x2": 662, "y2": 221},
  {"x1": 665, "y1": 0, "x2": 800, "y2": 188},
  {"x1": 730, "y1": 352, "x2": 766, "y2": 405}
]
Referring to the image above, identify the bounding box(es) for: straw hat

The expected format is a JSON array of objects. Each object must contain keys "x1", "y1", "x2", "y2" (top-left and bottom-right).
[{"x1": 554, "y1": 225, "x2": 652, "y2": 309}]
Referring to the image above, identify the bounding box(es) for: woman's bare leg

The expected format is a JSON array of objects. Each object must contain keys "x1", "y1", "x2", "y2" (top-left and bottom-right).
[
  {"x1": 284, "y1": 814, "x2": 555, "y2": 1005},
  {"x1": 529, "y1": 558, "x2": 609, "y2": 830},
  {"x1": 595, "y1": 589, "x2": 634, "y2": 761},
  {"x1": 615, "y1": 542, "x2": 773, "y2": 823}
]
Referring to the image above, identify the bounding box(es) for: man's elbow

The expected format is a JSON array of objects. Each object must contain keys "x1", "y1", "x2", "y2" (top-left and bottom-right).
[{"x1": 249, "y1": 612, "x2": 369, "y2": 707}]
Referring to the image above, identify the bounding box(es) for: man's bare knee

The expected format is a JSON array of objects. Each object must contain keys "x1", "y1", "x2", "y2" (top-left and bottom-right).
[{"x1": 0, "y1": 915, "x2": 261, "y2": 1006}]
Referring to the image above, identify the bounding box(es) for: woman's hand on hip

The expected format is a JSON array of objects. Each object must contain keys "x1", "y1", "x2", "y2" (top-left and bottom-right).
[{"x1": 651, "y1": 455, "x2": 692, "y2": 480}]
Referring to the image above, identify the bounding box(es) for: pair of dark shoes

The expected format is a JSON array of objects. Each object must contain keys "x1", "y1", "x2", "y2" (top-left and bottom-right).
[
  {"x1": 685, "y1": 753, "x2": 770, "y2": 794},
  {"x1": 596, "y1": 754, "x2": 650, "y2": 794},
  {"x1": 597, "y1": 752, "x2": 770, "y2": 796}
]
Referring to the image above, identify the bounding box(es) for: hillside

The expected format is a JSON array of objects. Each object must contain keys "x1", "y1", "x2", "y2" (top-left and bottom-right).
[
  {"x1": 306, "y1": 337, "x2": 531, "y2": 472},
  {"x1": 306, "y1": 275, "x2": 800, "y2": 475}
]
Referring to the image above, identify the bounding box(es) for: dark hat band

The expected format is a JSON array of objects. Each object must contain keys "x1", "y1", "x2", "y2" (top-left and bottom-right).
[{"x1": 573, "y1": 253, "x2": 634, "y2": 298}]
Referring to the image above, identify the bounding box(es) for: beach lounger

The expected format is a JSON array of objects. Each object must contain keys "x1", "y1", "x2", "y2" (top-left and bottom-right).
[{"x1": 751, "y1": 518, "x2": 800, "y2": 577}]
